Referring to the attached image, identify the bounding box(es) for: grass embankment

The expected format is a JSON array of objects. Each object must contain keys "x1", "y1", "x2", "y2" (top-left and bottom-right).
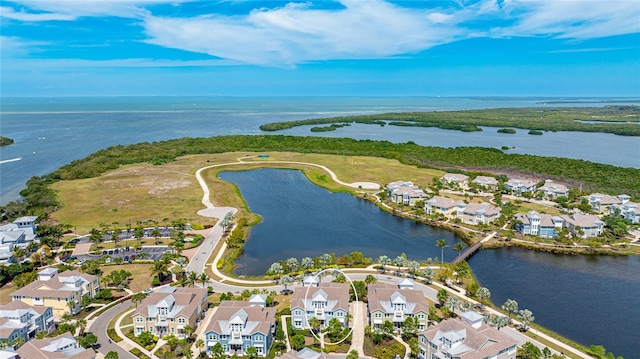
[
  {"x1": 101, "y1": 263, "x2": 154, "y2": 293},
  {"x1": 260, "y1": 106, "x2": 640, "y2": 136},
  {"x1": 53, "y1": 152, "x2": 443, "y2": 232}
]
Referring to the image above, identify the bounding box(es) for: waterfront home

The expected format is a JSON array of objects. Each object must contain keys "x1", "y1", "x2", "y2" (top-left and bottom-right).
[
  {"x1": 367, "y1": 283, "x2": 429, "y2": 331},
  {"x1": 441, "y1": 173, "x2": 470, "y2": 190},
  {"x1": 418, "y1": 311, "x2": 518, "y2": 359},
  {"x1": 504, "y1": 179, "x2": 538, "y2": 195},
  {"x1": 10, "y1": 269, "x2": 100, "y2": 320},
  {"x1": 586, "y1": 193, "x2": 623, "y2": 214},
  {"x1": 0, "y1": 301, "x2": 55, "y2": 343},
  {"x1": 537, "y1": 180, "x2": 569, "y2": 199},
  {"x1": 132, "y1": 286, "x2": 207, "y2": 338},
  {"x1": 276, "y1": 348, "x2": 338, "y2": 359},
  {"x1": 470, "y1": 176, "x2": 499, "y2": 191},
  {"x1": 290, "y1": 283, "x2": 350, "y2": 330},
  {"x1": 612, "y1": 201, "x2": 640, "y2": 224},
  {"x1": 204, "y1": 301, "x2": 276, "y2": 357},
  {"x1": 424, "y1": 196, "x2": 462, "y2": 217},
  {"x1": 457, "y1": 202, "x2": 502, "y2": 225},
  {"x1": 0, "y1": 216, "x2": 38, "y2": 243},
  {"x1": 561, "y1": 214, "x2": 605, "y2": 239},
  {"x1": 514, "y1": 211, "x2": 563, "y2": 238},
  {"x1": 16, "y1": 333, "x2": 95, "y2": 359},
  {"x1": 386, "y1": 181, "x2": 427, "y2": 205}
]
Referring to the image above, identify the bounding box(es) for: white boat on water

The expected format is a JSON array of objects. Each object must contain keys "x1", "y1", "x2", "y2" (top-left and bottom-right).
[{"x1": 0, "y1": 157, "x2": 22, "y2": 164}]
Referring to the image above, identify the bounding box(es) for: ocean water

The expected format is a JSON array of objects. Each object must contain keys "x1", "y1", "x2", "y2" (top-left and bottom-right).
[{"x1": 2, "y1": 96, "x2": 638, "y2": 204}]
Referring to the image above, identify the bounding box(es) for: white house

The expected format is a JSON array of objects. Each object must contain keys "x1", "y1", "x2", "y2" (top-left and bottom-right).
[
  {"x1": 424, "y1": 196, "x2": 462, "y2": 217},
  {"x1": 514, "y1": 211, "x2": 564, "y2": 238},
  {"x1": 471, "y1": 176, "x2": 499, "y2": 191},
  {"x1": 441, "y1": 173, "x2": 470, "y2": 190},
  {"x1": 586, "y1": 193, "x2": 623, "y2": 214},
  {"x1": 367, "y1": 283, "x2": 429, "y2": 331},
  {"x1": 386, "y1": 181, "x2": 427, "y2": 205},
  {"x1": 290, "y1": 283, "x2": 350, "y2": 330},
  {"x1": 457, "y1": 202, "x2": 502, "y2": 225},
  {"x1": 537, "y1": 180, "x2": 569, "y2": 199},
  {"x1": 504, "y1": 179, "x2": 538, "y2": 195},
  {"x1": 561, "y1": 214, "x2": 605, "y2": 238}
]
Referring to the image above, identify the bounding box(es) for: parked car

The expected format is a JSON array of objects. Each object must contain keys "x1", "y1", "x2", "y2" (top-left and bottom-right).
[
  {"x1": 143, "y1": 288, "x2": 154, "y2": 294},
  {"x1": 77, "y1": 259, "x2": 86, "y2": 265}
]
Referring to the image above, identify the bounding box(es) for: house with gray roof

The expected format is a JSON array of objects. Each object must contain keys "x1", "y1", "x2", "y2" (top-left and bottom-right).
[
  {"x1": 457, "y1": 202, "x2": 502, "y2": 225},
  {"x1": 204, "y1": 301, "x2": 276, "y2": 357},
  {"x1": 561, "y1": 214, "x2": 605, "y2": 239},
  {"x1": 132, "y1": 286, "x2": 207, "y2": 339},
  {"x1": 0, "y1": 216, "x2": 38, "y2": 263},
  {"x1": 424, "y1": 196, "x2": 462, "y2": 218},
  {"x1": 10, "y1": 269, "x2": 100, "y2": 320},
  {"x1": 441, "y1": 173, "x2": 470, "y2": 190},
  {"x1": 537, "y1": 180, "x2": 569, "y2": 199},
  {"x1": 504, "y1": 179, "x2": 537, "y2": 195},
  {"x1": 470, "y1": 176, "x2": 499, "y2": 191},
  {"x1": 275, "y1": 348, "x2": 338, "y2": 359},
  {"x1": 386, "y1": 181, "x2": 427, "y2": 205},
  {"x1": 290, "y1": 283, "x2": 350, "y2": 330},
  {"x1": 586, "y1": 193, "x2": 623, "y2": 214},
  {"x1": 418, "y1": 311, "x2": 518, "y2": 359},
  {"x1": 16, "y1": 333, "x2": 95, "y2": 359},
  {"x1": 612, "y1": 201, "x2": 640, "y2": 224},
  {"x1": 0, "y1": 301, "x2": 55, "y2": 344},
  {"x1": 514, "y1": 211, "x2": 564, "y2": 238},
  {"x1": 367, "y1": 283, "x2": 429, "y2": 331}
]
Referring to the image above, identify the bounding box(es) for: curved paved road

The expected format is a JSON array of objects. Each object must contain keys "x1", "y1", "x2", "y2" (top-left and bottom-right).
[{"x1": 89, "y1": 299, "x2": 136, "y2": 359}]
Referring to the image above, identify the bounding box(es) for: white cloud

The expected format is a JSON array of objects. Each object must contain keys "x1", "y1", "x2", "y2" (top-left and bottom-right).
[
  {"x1": 143, "y1": 0, "x2": 464, "y2": 66},
  {"x1": 0, "y1": 6, "x2": 75, "y2": 21}
]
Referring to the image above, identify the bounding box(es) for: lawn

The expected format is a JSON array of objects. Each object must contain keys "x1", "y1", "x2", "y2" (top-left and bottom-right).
[
  {"x1": 101, "y1": 263, "x2": 155, "y2": 293},
  {"x1": 51, "y1": 152, "x2": 444, "y2": 233},
  {"x1": 514, "y1": 201, "x2": 563, "y2": 216},
  {"x1": 0, "y1": 283, "x2": 15, "y2": 304}
]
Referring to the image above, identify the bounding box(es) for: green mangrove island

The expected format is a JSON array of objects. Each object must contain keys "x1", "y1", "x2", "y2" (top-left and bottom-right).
[
  {"x1": 0, "y1": 136, "x2": 14, "y2": 146},
  {"x1": 259, "y1": 106, "x2": 640, "y2": 136}
]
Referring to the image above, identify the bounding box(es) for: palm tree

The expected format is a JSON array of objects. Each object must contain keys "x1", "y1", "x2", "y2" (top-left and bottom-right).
[
  {"x1": 89, "y1": 228, "x2": 103, "y2": 251},
  {"x1": 279, "y1": 275, "x2": 293, "y2": 291},
  {"x1": 377, "y1": 255, "x2": 391, "y2": 273},
  {"x1": 436, "y1": 239, "x2": 449, "y2": 263},
  {"x1": 476, "y1": 287, "x2": 491, "y2": 306},
  {"x1": 501, "y1": 299, "x2": 519, "y2": 322},
  {"x1": 198, "y1": 272, "x2": 210, "y2": 288},
  {"x1": 188, "y1": 271, "x2": 198, "y2": 287},
  {"x1": 151, "y1": 228, "x2": 162, "y2": 245},
  {"x1": 444, "y1": 296, "x2": 460, "y2": 316},
  {"x1": 308, "y1": 317, "x2": 321, "y2": 333},
  {"x1": 267, "y1": 262, "x2": 284, "y2": 277},
  {"x1": 286, "y1": 257, "x2": 299, "y2": 273},
  {"x1": 421, "y1": 267, "x2": 434, "y2": 284},
  {"x1": 494, "y1": 315, "x2": 509, "y2": 330},
  {"x1": 76, "y1": 318, "x2": 87, "y2": 336},
  {"x1": 110, "y1": 230, "x2": 119, "y2": 248},
  {"x1": 393, "y1": 255, "x2": 406, "y2": 274},
  {"x1": 321, "y1": 253, "x2": 333, "y2": 268},
  {"x1": 518, "y1": 309, "x2": 535, "y2": 330},
  {"x1": 453, "y1": 243, "x2": 464, "y2": 259},
  {"x1": 183, "y1": 324, "x2": 195, "y2": 339},
  {"x1": 407, "y1": 260, "x2": 420, "y2": 277},
  {"x1": 152, "y1": 261, "x2": 168, "y2": 282},
  {"x1": 131, "y1": 292, "x2": 149, "y2": 307},
  {"x1": 365, "y1": 274, "x2": 377, "y2": 284},
  {"x1": 301, "y1": 257, "x2": 314, "y2": 272},
  {"x1": 195, "y1": 338, "x2": 205, "y2": 357}
]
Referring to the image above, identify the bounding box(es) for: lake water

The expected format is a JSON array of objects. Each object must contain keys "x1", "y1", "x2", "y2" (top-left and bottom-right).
[
  {"x1": 219, "y1": 168, "x2": 463, "y2": 275},
  {"x1": 1, "y1": 96, "x2": 639, "y2": 204},
  {"x1": 222, "y1": 168, "x2": 638, "y2": 358}
]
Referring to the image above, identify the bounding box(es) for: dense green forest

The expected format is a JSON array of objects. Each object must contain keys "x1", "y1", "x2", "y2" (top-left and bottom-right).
[
  {"x1": 38, "y1": 135, "x2": 640, "y2": 199},
  {"x1": 0, "y1": 136, "x2": 14, "y2": 146},
  {"x1": 259, "y1": 106, "x2": 640, "y2": 136}
]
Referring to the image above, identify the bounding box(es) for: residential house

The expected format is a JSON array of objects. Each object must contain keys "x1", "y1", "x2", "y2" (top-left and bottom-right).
[
  {"x1": 612, "y1": 201, "x2": 640, "y2": 224},
  {"x1": 424, "y1": 196, "x2": 462, "y2": 218},
  {"x1": 0, "y1": 301, "x2": 55, "y2": 343},
  {"x1": 386, "y1": 181, "x2": 427, "y2": 205},
  {"x1": 457, "y1": 202, "x2": 502, "y2": 225},
  {"x1": 418, "y1": 311, "x2": 518, "y2": 359},
  {"x1": 0, "y1": 348, "x2": 17, "y2": 359},
  {"x1": 504, "y1": 179, "x2": 538, "y2": 195},
  {"x1": 561, "y1": 214, "x2": 605, "y2": 239},
  {"x1": 537, "y1": 180, "x2": 569, "y2": 199},
  {"x1": 10, "y1": 269, "x2": 100, "y2": 320},
  {"x1": 132, "y1": 286, "x2": 208, "y2": 339},
  {"x1": 0, "y1": 216, "x2": 38, "y2": 244},
  {"x1": 290, "y1": 283, "x2": 350, "y2": 330},
  {"x1": 204, "y1": 300, "x2": 276, "y2": 357},
  {"x1": 586, "y1": 193, "x2": 623, "y2": 215},
  {"x1": 441, "y1": 173, "x2": 469, "y2": 190},
  {"x1": 276, "y1": 348, "x2": 338, "y2": 359},
  {"x1": 514, "y1": 211, "x2": 564, "y2": 238},
  {"x1": 470, "y1": 176, "x2": 499, "y2": 191},
  {"x1": 367, "y1": 283, "x2": 429, "y2": 331},
  {"x1": 16, "y1": 333, "x2": 95, "y2": 359}
]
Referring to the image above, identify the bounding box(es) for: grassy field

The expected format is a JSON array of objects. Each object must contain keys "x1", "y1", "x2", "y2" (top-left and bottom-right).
[
  {"x1": 0, "y1": 283, "x2": 15, "y2": 304},
  {"x1": 101, "y1": 263, "x2": 154, "y2": 293},
  {"x1": 51, "y1": 152, "x2": 444, "y2": 233}
]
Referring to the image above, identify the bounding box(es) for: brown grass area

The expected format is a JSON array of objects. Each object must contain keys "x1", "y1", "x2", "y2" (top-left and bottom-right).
[
  {"x1": 51, "y1": 151, "x2": 444, "y2": 233},
  {"x1": 101, "y1": 263, "x2": 154, "y2": 293},
  {"x1": 516, "y1": 201, "x2": 563, "y2": 216},
  {"x1": 0, "y1": 283, "x2": 15, "y2": 304}
]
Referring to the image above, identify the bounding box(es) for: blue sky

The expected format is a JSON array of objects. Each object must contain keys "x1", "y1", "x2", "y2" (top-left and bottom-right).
[{"x1": 1, "y1": 0, "x2": 639, "y2": 97}]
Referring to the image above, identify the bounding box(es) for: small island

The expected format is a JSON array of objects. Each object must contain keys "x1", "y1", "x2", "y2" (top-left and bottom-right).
[
  {"x1": 497, "y1": 128, "x2": 517, "y2": 134},
  {"x1": 0, "y1": 136, "x2": 14, "y2": 146},
  {"x1": 528, "y1": 130, "x2": 544, "y2": 135}
]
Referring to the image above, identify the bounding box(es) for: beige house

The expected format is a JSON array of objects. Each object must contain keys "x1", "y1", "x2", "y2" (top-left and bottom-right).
[
  {"x1": 537, "y1": 180, "x2": 569, "y2": 199},
  {"x1": 16, "y1": 333, "x2": 95, "y2": 359},
  {"x1": 457, "y1": 202, "x2": 502, "y2": 225},
  {"x1": 470, "y1": 176, "x2": 499, "y2": 191},
  {"x1": 561, "y1": 214, "x2": 605, "y2": 239},
  {"x1": 587, "y1": 193, "x2": 624, "y2": 214},
  {"x1": 424, "y1": 196, "x2": 462, "y2": 217},
  {"x1": 290, "y1": 283, "x2": 350, "y2": 330},
  {"x1": 418, "y1": 311, "x2": 518, "y2": 359},
  {"x1": 441, "y1": 173, "x2": 469, "y2": 190},
  {"x1": 504, "y1": 178, "x2": 537, "y2": 195},
  {"x1": 10, "y1": 269, "x2": 99, "y2": 320},
  {"x1": 132, "y1": 286, "x2": 208, "y2": 339},
  {"x1": 367, "y1": 282, "x2": 429, "y2": 331}
]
